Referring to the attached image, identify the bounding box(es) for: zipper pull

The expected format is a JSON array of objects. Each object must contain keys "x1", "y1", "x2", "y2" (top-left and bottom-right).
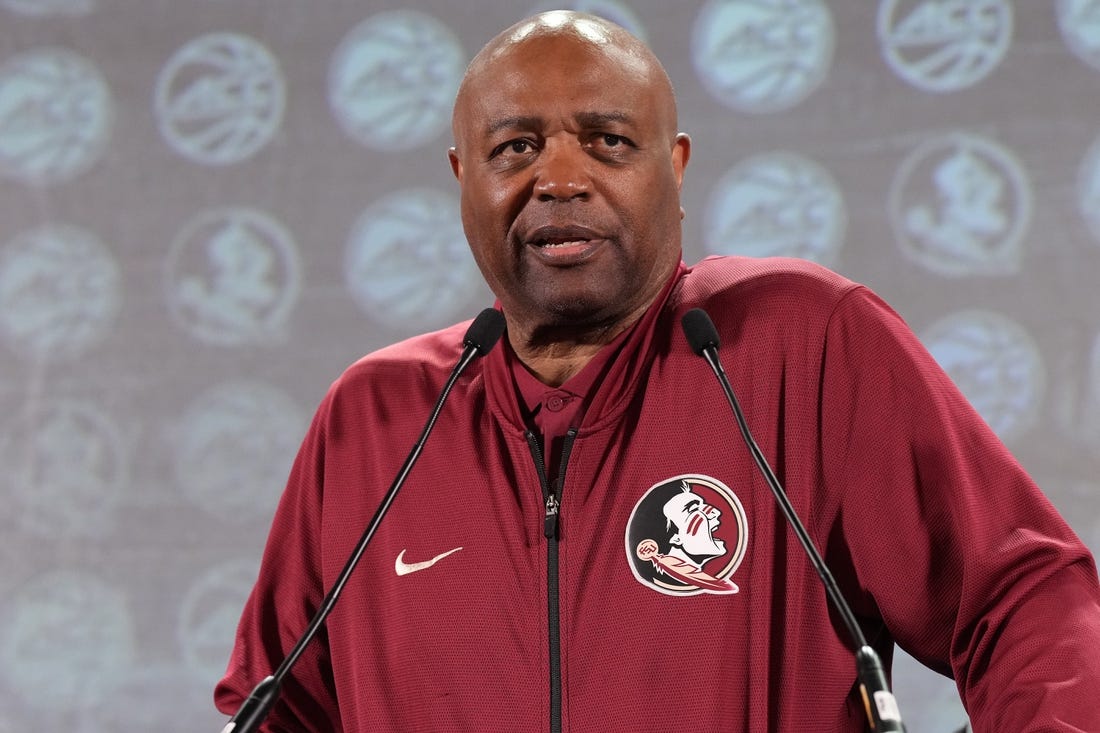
[{"x1": 544, "y1": 493, "x2": 559, "y2": 538}]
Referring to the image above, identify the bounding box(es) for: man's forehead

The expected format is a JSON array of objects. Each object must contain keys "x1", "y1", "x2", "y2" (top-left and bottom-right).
[
  {"x1": 462, "y1": 10, "x2": 655, "y2": 95},
  {"x1": 453, "y1": 12, "x2": 677, "y2": 142},
  {"x1": 466, "y1": 46, "x2": 654, "y2": 111},
  {"x1": 481, "y1": 110, "x2": 634, "y2": 134},
  {"x1": 476, "y1": 30, "x2": 650, "y2": 87}
]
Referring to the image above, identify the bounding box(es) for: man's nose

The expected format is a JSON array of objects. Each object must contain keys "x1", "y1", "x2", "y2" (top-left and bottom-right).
[{"x1": 534, "y1": 142, "x2": 591, "y2": 201}]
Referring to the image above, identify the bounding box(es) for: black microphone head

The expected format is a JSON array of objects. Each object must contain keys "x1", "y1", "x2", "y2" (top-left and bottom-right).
[
  {"x1": 463, "y1": 308, "x2": 507, "y2": 355},
  {"x1": 681, "y1": 308, "x2": 720, "y2": 355}
]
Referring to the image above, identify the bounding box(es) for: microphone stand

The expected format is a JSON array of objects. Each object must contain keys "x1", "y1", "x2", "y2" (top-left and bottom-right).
[
  {"x1": 681, "y1": 308, "x2": 905, "y2": 732},
  {"x1": 219, "y1": 308, "x2": 506, "y2": 733}
]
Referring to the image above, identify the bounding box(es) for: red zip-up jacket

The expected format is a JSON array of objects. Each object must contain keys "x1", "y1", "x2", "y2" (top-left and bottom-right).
[{"x1": 216, "y1": 256, "x2": 1100, "y2": 732}]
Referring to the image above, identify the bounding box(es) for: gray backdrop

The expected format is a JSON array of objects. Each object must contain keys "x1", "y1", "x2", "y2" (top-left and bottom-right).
[{"x1": 2, "y1": 1, "x2": 1099, "y2": 730}]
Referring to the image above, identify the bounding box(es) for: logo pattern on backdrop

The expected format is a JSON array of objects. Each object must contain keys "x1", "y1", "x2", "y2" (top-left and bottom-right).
[
  {"x1": 328, "y1": 10, "x2": 464, "y2": 151},
  {"x1": 155, "y1": 33, "x2": 285, "y2": 166},
  {"x1": 0, "y1": 225, "x2": 120, "y2": 361},
  {"x1": 1052, "y1": 330, "x2": 1100, "y2": 450},
  {"x1": 691, "y1": 0, "x2": 834, "y2": 113},
  {"x1": 1, "y1": 399, "x2": 128, "y2": 539},
  {"x1": 1058, "y1": 0, "x2": 1100, "y2": 72},
  {"x1": 704, "y1": 151, "x2": 846, "y2": 266},
  {"x1": 0, "y1": 0, "x2": 93, "y2": 16},
  {"x1": 2, "y1": 4, "x2": 1098, "y2": 731},
  {"x1": 178, "y1": 560, "x2": 262, "y2": 683},
  {"x1": 165, "y1": 207, "x2": 301, "y2": 346},
  {"x1": 0, "y1": 48, "x2": 112, "y2": 184},
  {"x1": 888, "y1": 132, "x2": 1031, "y2": 277},
  {"x1": 0, "y1": 572, "x2": 136, "y2": 711},
  {"x1": 921, "y1": 310, "x2": 1044, "y2": 443},
  {"x1": 1077, "y1": 132, "x2": 1100, "y2": 245},
  {"x1": 877, "y1": 0, "x2": 1012, "y2": 93},
  {"x1": 171, "y1": 380, "x2": 304, "y2": 522},
  {"x1": 345, "y1": 188, "x2": 480, "y2": 329}
]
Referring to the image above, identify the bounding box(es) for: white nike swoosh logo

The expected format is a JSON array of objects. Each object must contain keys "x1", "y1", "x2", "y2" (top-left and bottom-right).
[{"x1": 395, "y1": 547, "x2": 463, "y2": 576}]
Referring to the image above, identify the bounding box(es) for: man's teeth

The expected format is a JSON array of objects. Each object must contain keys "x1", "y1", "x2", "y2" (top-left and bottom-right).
[{"x1": 541, "y1": 239, "x2": 587, "y2": 247}]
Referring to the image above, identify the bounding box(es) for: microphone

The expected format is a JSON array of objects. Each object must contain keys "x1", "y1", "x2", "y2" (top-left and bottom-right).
[
  {"x1": 680, "y1": 307, "x2": 905, "y2": 732},
  {"x1": 219, "y1": 308, "x2": 506, "y2": 733}
]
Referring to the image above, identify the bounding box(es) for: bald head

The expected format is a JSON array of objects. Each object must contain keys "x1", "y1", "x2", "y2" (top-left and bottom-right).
[
  {"x1": 452, "y1": 11, "x2": 678, "y2": 146},
  {"x1": 446, "y1": 10, "x2": 691, "y2": 374}
]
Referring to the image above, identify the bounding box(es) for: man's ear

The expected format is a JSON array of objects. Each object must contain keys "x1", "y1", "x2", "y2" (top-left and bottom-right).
[
  {"x1": 448, "y1": 147, "x2": 463, "y2": 182},
  {"x1": 671, "y1": 133, "x2": 691, "y2": 191}
]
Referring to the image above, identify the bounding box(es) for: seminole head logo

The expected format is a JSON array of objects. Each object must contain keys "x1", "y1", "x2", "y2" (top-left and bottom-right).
[{"x1": 625, "y1": 474, "x2": 748, "y2": 596}]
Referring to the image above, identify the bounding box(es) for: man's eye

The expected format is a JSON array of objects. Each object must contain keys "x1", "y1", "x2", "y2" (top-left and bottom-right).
[
  {"x1": 492, "y1": 139, "x2": 534, "y2": 158},
  {"x1": 592, "y1": 133, "x2": 634, "y2": 152}
]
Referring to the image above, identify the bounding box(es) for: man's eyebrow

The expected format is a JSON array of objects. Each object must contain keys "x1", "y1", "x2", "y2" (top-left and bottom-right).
[
  {"x1": 575, "y1": 111, "x2": 634, "y2": 127},
  {"x1": 484, "y1": 115, "x2": 543, "y2": 135},
  {"x1": 483, "y1": 111, "x2": 635, "y2": 135}
]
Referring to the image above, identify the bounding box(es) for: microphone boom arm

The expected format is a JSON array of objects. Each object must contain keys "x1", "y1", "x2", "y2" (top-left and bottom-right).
[
  {"x1": 682, "y1": 308, "x2": 904, "y2": 731},
  {"x1": 220, "y1": 309, "x2": 505, "y2": 733}
]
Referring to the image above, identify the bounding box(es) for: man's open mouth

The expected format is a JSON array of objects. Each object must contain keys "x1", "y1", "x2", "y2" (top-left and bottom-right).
[
  {"x1": 536, "y1": 237, "x2": 591, "y2": 248},
  {"x1": 526, "y1": 225, "x2": 600, "y2": 246}
]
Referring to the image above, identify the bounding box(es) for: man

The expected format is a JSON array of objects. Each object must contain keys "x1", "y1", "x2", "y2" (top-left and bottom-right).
[{"x1": 216, "y1": 11, "x2": 1100, "y2": 731}]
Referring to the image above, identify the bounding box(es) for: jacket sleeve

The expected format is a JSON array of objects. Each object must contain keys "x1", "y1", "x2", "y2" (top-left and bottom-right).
[
  {"x1": 817, "y1": 286, "x2": 1100, "y2": 733},
  {"x1": 213, "y1": 389, "x2": 342, "y2": 733}
]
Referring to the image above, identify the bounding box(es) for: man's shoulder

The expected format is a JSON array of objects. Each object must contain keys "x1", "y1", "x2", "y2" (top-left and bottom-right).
[
  {"x1": 329, "y1": 319, "x2": 478, "y2": 396},
  {"x1": 677, "y1": 255, "x2": 861, "y2": 313}
]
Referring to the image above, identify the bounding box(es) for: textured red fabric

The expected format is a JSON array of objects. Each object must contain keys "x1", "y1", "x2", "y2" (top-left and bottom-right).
[{"x1": 216, "y1": 256, "x2": 1100, "y2": 732}]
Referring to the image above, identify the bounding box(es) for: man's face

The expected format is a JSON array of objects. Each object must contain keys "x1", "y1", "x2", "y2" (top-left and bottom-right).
[
  {"x1": 449, "y1": 26, "x2": 690, "y2": 336},
  {"x1": 663, "y1": 489, "x2": 725, "y2": 562}
]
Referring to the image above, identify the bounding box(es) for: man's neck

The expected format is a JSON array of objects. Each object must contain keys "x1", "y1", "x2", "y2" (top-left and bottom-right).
[
  {"x1": 502, "y1": 260, "x2": 685, "y2": 386},
  {"x1": 508, "y1": 313, "x2": 641, "y2": 387},
  {"x1": 513, "y1": 341, "x2": 608, "y2": 387}
]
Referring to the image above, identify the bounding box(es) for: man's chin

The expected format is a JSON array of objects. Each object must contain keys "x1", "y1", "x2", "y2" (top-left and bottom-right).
[
  {"x1": 555, "y1": 283, "x2": 649, "y2": 319},
  {"x1": 526, "y1": 296, "x2": 627, "y2": 333}
]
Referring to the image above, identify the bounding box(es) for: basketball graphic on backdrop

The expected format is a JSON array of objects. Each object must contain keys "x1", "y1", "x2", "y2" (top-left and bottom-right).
[
  {"x1": 171, "y1": 380, "x2": 304, "y2": 521},
  {"x1": 1, "y1": 399, "x2": 128, "y2": 539},
  {"x1": 0, "y1": 48, "x2": 112, "y2": 184},
  {"x1": 328, "y1": 10, "x2": 463, "y2": 151},
  {"x1": 345, "y1": 188, "x2": 481, "y2": 330},
  {"x1": 691, "y1": 0, "x2": 834, "y2": 113},
  {"x1": 154, "y1": 33, "x2": 284, "y2": 166},
  {"x1": 0, "y1": 571, "x2": 136, "y2": 711},
  {"x1": 0, "y1": 0, "x2": 93, "y2": 15},
  {"x1": 0, "y1": 225, "x2": 121, "y2": 362},
  {"x1": 1057, "y1": 0, "x2": 1100, "y2": 72},
  {"x1": 922, "y1": 310, "x2": 1044, "y2": 443},
  {"x1": 704, "y1": 151, "x2": 846, "y2": 266},
  {"x1": 878, "y1": 0, "x2": 1012, "y2": 93}
]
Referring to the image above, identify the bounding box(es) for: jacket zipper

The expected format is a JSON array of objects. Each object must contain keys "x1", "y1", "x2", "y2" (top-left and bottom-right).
[{"x1": 525, "y1": 427, "x2": 578, "y2": 733}]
